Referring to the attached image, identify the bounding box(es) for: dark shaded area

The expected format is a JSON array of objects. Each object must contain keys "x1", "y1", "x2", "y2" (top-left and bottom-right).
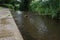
[
  {"x1": 11, "y1": 11, "x2": 60, "y2": 40},
  {"x1": 20, "y1": 0, "x2": 31, "y2": 11}
]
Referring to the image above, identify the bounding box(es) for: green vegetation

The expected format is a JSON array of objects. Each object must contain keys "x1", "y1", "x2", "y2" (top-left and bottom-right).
[
  {"x1": 0, "y1": 0, "x2": 20, "y2": 10},
  {"x1": 30, "y1": 0, "x2": 60, "y2": 18},
  {"x1": 0, "y1": 0, "x2": 60, "y2": 18}
]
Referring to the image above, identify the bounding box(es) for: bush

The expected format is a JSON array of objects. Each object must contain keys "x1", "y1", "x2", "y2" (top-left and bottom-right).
[
  {"x1": 0, "y1": 0, "x2": 20, "y2": 10},
  {"x1": 29, "y1": 0, "x2": 60, "y2": 19}
]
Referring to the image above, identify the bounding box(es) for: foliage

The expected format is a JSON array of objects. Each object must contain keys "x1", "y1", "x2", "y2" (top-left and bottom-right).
[
  {"x1": 0, "y1": 4, "x2": 14, "y2": 9},
  {"x1": 0, "y1": 0, "x2": 16, "y2": 4},
  {"x1": 30, "y1": 0, "x2": 60, "y2": 18},
  {"x1": 0, "y1": 0, "x2": 20, "y2": 10}
]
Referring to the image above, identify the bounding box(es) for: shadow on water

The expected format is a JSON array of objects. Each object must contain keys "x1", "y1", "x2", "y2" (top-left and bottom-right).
[{"x1": 12, "y1": 11, "x2": 60, "y2": 40}]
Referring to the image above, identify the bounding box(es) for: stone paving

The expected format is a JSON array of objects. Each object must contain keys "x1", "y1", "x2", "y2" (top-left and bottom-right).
[{"x1": 0, "y1": 8, "x2": 23, "y2": 40}]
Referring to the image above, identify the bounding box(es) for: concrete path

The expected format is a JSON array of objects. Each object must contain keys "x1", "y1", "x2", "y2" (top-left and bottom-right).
[{"x1": 0, "y1": 8, "x2": 23, "y2": 40}]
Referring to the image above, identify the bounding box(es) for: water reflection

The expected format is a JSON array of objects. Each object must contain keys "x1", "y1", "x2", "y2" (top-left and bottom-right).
[
  {"x1": 29, "y1": 15, "x2": 48, "y2": 35},
  {"x1": 12, "y1": 11, "x2": 60, "y2": 40}
]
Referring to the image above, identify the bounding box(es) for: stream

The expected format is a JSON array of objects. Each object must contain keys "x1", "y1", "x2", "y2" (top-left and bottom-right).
[{"x1": 12, "y1": 11, "x2": 60, "y2": 40}]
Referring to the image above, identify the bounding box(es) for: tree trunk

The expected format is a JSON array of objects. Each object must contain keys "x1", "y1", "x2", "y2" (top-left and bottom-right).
[{"x1": 20, "y1": 0, "x2": 31, "y2": 11}]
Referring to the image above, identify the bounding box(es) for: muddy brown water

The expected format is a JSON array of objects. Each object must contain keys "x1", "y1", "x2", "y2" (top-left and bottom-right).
[{"x1": 12, "y1": 11, "x2": 60, "y2": 40}]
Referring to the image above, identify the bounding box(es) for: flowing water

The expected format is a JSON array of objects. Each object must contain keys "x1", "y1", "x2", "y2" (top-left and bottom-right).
[{"x1": 12, "y1": 11, "x2": 60, "y2": 40}]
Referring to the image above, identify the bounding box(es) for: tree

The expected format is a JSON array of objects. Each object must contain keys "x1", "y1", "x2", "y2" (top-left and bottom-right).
[
  {"x1": 20, "y1": 0, "x2": 32, "y2": 11},
  {"x1": 0, "y1": 0, "x2": 16, "y2": 4},
  {"x1": 30, "y1": 0, "x2": 60, "y2": 18}
]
